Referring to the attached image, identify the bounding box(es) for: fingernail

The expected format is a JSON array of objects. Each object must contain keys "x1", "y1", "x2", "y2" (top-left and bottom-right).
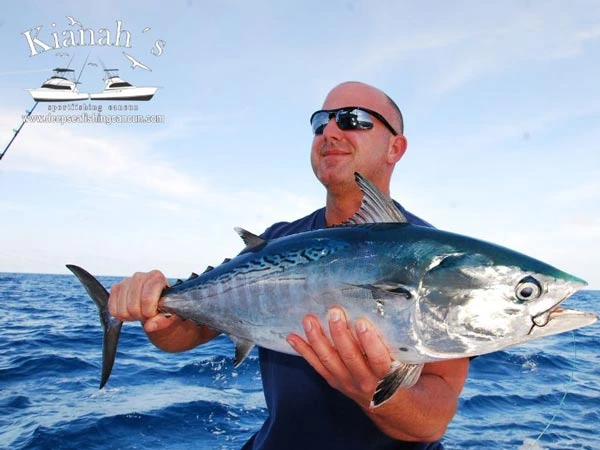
[
  {"x1": 303, "y1": 317, "x2": 313, "y2": 332},
  {"x1": 328, "y1": 308, "x2": 341, "y2": 322},
  {"x1": 145, "y1": 319, "x2": 157, "y2": 332},
  {"x1": 286, "y1": 336, "x2": 296, "y2": 349},
  {"x1": 356, "y1": 319, "x2": 369, "y2": 334}
]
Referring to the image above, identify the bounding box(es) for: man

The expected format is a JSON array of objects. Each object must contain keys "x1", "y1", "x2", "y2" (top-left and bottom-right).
[{"x1": 109, "y1": 82, "x2": 470, "y2": 449}]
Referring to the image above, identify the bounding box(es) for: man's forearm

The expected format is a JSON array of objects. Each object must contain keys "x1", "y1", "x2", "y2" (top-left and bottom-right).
[
  {"x1": 364, "y1": 361, "x2": 468, "y2": 442},
  {"x1": 147, "y1": 317, "x2": 220, "y2": 352}
]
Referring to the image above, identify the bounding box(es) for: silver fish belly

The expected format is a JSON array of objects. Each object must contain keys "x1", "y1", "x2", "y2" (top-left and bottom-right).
[{"x1": 67, "y1": 173, "x2": 597, "y2": 407}]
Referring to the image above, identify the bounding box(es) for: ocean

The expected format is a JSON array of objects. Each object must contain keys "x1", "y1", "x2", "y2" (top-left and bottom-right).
[{"x1": 1, "y1": 272, "x2": 598, "y2": 450}]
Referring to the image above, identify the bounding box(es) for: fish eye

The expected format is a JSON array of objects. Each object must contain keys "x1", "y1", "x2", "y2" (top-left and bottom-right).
[{"x1": 515, "y1": 276, "x2": 542, "y2": 302}]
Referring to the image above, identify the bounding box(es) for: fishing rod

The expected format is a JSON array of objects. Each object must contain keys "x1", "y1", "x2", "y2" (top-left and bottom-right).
[
  {"x1": 0, "y1": 102, "x2": 39, "y2": 162},
  {"x1": 1, "y1": 53, "x2": 91, "y2": 163}
]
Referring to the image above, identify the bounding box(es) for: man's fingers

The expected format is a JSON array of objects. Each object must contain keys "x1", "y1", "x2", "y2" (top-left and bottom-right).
[
  {"x1": 287, "y1": 308, "x2": 396, "y2": 407},
  {"x1": 108, "y1": 283, "x2": 120, "y2": 318},
  {"x1": 304, "y1": 315, "x2": 339, "y2": 367},
  {"x1": 355, "y1": 318, "x2": 393, "y2": 379},
  {"x1": 126, "y1": 272, "x2": 144, "y2": 319},
  {"x1": 143, "y1": 313, "x2": 179, "y2": 333},
  {"x1": 140, "y1": 270, "x2": 168, "y2": 319},
  {"x1": 108, "y1": 270, "x2": 167, "y2": 322},
  {"x1": 113, "y1": 280, "x2": 132, "y2": 320},
  {"x1": 286, "y1": 315, "x2": 339, "y2": 385},
  {"x1": 327, "y1": 308, "x2": 370, "y2": 375}
]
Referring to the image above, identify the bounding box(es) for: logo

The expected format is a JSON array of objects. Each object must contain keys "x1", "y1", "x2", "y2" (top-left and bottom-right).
[
  {"x1": 1, "y1": 15, "x2": 167, "y2": 161},
  {"x1": 21, "y1": 16, "x2": 165, "y2": 104}
]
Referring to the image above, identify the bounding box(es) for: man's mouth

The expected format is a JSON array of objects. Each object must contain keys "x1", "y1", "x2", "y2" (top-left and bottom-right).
[{"x1": 322, "y1": 149, "x2": 350, "y2": 157}]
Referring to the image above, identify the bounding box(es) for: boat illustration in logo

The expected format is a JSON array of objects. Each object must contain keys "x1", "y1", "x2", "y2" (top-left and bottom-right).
[
  {"x1": 89, "y1": 69, "x2": 157, "y2": 101},
  {"x1": 27, "y1": 67, "x2": 158, "y2": 102},
  {"x1": 27, "y1": 68, "x2": 89, "y2": 102}
]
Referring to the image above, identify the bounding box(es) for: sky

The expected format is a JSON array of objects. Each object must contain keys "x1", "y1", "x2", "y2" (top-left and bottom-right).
[{"x1": 0, "y1": 1, "x2": 598, "y2": 289}]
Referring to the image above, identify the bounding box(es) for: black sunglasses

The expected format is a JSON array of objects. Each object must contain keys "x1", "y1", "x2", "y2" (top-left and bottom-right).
[{"x1": 310, "y1": 106, "x2": 398, "y2": 136}]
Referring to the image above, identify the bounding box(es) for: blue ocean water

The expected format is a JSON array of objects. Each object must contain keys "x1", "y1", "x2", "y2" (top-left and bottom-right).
[{"x1": 0, "y1": 272, "x2": 598, "y2": 450}]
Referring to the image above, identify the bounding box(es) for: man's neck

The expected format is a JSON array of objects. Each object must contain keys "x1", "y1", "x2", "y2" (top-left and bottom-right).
[{"x1": 324, "y1": 192, "x2": 363, "y2": 226}]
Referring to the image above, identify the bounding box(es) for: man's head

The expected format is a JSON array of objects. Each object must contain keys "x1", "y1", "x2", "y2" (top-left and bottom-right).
[{"x1": 310, "y1": 82, "x2": 407, "y2": 196}]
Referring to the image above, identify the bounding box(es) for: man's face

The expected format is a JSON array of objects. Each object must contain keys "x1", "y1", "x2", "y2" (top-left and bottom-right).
[{"x1": 310, "y1": 84, "x2": 402, "y2": 195}]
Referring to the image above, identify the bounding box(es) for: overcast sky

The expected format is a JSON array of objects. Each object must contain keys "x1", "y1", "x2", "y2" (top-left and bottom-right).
[{"x1": 1, "y1": 1, "x2": 598, "y2": 289}]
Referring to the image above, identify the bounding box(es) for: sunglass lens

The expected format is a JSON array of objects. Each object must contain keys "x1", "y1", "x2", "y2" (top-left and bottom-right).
[
  {"x1": 337, "y1": 109, "x2": 373, "y2": 131},
  {"x1": 310, "y1": 108, "x2": 375, "y2": 134},
  {"x1": 311, "y1": 111, "x2": 330, "y2": 135}
]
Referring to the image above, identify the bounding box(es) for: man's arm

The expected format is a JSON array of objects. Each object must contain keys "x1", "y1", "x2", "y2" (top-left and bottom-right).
[
  {"x1": 286, "y1": 307, "x2": 469, "y2": 442},
  {"x1": 108, "y1": 270, "x2": 220, "y2": 352}
]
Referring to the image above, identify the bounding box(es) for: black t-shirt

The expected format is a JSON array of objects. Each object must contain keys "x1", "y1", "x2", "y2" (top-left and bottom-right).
[{"x1": 242, "y1": 205, "x2": 443, "y2": 450}]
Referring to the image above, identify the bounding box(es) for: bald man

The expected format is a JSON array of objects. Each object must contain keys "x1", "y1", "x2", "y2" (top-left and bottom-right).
[{"x1": 108, "y1": 82, "x2": 469, "y2": 450}]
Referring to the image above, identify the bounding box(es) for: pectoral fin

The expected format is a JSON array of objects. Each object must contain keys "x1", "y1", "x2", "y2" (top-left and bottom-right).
[
  {"x1": 352, "y1": 283, "x2": 412, "y2": 300},
  {"x1": 371, "y1": 361, "x2": 424, "y2": 408}
]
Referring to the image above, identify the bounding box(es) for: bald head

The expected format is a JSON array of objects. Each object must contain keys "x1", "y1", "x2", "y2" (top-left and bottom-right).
[{"x1": 323, "y1": 82, "x2": 404, "y2": 135}]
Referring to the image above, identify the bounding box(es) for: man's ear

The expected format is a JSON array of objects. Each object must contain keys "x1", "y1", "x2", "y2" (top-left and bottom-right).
[{"x1": 387, "y1": 135, "x2": 407, "y2": 164}]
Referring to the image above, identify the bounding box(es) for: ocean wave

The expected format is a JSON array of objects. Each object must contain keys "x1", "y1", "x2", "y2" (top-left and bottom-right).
[
  {"x1": 2, "y1": 274, "x2": 599, "y2": 450},
  {"x1": 1, "y1": 354, "x2": 95, "y2": 381}
]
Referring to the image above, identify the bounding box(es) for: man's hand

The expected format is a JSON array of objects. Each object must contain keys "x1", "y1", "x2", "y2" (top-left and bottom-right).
[
  {"x1": 108, "y1": 270, "x2": 218, "y2": 352},
  {"x1": 286, "y1": 306, "x2": 469, "y2": 442},
  {"x1": 108, "y1": 270, "x2": 174, "y2": 333},
  {"x1": 286, "y1": 306, "x2": 392, "y2": 407}
]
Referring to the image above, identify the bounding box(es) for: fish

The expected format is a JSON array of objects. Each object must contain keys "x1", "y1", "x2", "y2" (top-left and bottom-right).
[{"x1": 67, "y1": 173, "x2": 597, "y2": 407}]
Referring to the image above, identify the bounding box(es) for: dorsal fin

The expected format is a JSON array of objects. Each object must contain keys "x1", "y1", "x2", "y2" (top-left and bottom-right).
[
  {"x1": 343, "y1": 172, "x2": 408, "y2": 225},
  {"x1": 202, "y1": 265, "x2": 214, "y2": 274},
  {"x1": 187, "y1": 272, "x2": 199, "y2": 280},
  {"x1": 234, "y1": 227, "x2": 267, "y2": 253}
]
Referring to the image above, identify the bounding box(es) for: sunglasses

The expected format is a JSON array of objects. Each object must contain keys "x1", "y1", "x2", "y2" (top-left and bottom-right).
[{"x1": 310, "y1": 106, "x2": 398, "y2": 136}]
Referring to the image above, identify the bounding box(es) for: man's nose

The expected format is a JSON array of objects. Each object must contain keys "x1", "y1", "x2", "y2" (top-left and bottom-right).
[{"x1": 321, "y1": 116, "x2": 342, "y2": 138}]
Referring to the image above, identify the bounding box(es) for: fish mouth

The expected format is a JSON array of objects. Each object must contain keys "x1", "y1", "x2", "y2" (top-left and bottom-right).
[
  {"x1": 528, "y1": 307, "x2": 598, "y2": 337},
  {"x1": 531, "y1": 304, "x2": 560, "y2": 328},
  {"x1": 530, "y1": 289, "x2": 576, "y2": 329},
  {"x1": 529, "y1": 278, "x2": 592, "y2": 335}
]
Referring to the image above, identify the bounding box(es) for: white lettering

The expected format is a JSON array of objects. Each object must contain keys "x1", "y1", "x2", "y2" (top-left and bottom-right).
[
  {"x1": 114, "y1": 20, "x2": 131, "y2": 48},
  {"x1": 151, "y1": 39, "x2": 165, "y2": 57},
  {"x1": 22, "y1": 26, "x2": 52, "y2": 56},
  {"x1": 23, "y1": 19, "x2": 134, "y2": 56}
]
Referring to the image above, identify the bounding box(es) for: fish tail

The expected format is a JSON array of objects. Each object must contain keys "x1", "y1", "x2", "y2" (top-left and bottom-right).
[{"x1": 66, "y1": 264, "x2": 123, "y2": 389}]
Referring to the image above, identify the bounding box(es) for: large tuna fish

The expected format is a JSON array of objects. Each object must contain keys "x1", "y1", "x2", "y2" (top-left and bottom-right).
[{"x1": 68, "y1": 173, "x2": 597, "y2": 407}]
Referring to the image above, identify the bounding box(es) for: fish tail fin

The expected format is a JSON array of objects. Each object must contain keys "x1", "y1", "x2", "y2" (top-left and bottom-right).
[{"x1": 66, "y1": 264, "x2": 123, "y2": 389}]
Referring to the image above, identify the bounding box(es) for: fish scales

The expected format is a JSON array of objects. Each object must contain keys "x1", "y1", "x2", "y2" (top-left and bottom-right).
[
  {"x1": 155, "y1": 223, "x2": 562, "y2": 359},
  {"x1": 67, "y1": 173, "x2": 596, "y2": 406},
  {"x1": 160, "y1": 231, "x2": 361, "y2": 352}
]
